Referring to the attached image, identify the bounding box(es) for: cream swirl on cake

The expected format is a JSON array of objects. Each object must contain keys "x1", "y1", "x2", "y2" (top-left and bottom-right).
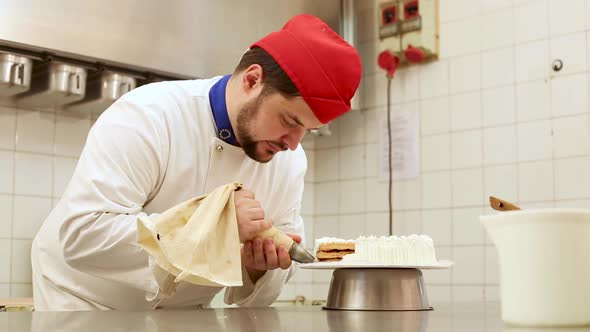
[{"x1": 342, "y1": 235, "x2": 437, "y2": 265}]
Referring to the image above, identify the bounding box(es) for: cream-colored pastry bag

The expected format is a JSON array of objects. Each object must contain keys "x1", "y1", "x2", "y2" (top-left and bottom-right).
[{"x1": 137, "y1": 182, "x2": 243, "y2": 287}]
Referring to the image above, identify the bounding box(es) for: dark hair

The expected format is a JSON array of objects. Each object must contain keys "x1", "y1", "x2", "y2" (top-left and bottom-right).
[{"x1": 233, "y1": 47, "x2": 300, "y2": 98}]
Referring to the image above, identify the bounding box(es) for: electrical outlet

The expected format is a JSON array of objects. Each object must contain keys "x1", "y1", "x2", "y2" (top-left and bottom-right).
[{"x1": 377, "y1": 0, "x2": 439, "y2": 68}]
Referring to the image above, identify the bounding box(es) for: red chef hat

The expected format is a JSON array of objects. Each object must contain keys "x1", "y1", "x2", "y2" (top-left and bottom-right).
[{"x1": 251, "y1": 14, "x2": 362, "y2": 124}]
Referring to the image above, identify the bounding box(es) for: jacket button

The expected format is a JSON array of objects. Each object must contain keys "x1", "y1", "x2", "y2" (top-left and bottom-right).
[{"x1": 216, "y1": 145, "x2": 223, "y2": 152}]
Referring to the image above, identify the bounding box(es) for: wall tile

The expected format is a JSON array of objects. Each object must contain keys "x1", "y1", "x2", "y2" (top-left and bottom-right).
[
  {"x1": 451, "y1": 92, "x2": 481, "y2": 131},
  {"x1": 515, "y1": 40, "x2": 549, "y2": 83},
  {"x1": 15, "y1": 110, "x2": 55, "y2": 154},
  {"x1": 0, "y1": 283, "x2": 8, "y2": 297},
  {"x1": 304, "y1": 150, "x2": 315, "y2": 182},
  {"x1": 421, "y1": 210, "x2": 452, "y2": 246},
  {"x1": 419, "y1": 60, "x2": 449, "y2": 99},
  {"x1": 314, "y1": 122, "x2": 340, "y2": 149},
  {"x1": 0, "y1": 107, "x2": 16, "y2": 149},
  {"x1": 365, "y1": 143, "x2": 378, "y2": 178},
  {"x1": 315, "y1": 149, "x2": 339, "y2": 182},
  {"x1": 301, "y1": 183, "x2": 315, "y2": 216},
  {"x1": 451, "y1": 130, "x2": 482, "y2": 169},
  {"x1": 0, "y1": 150, "x2": 14, "y2": 194},
  {"x1": 339, "y1": 180, "x2": 365, "y2": 214},
  {"x1": 365, "y1": 212, "x2": 390, "y2": 236},
  {"x1": 302, "y1": 216, "x2": 313, "y2": 249},
  {"x1": 0, "y1": 239, "x2": 10, "y2": 282},
  {"x1": 11, "y1": 239, "x2": 32, "y2": 283},
  {"x1": 551, "y1": 73, "x2": 588, "y2": 117},
  {"x1": 483, "y1": 165, "x2": 518, "y2": 203},
  {"x1": 549, "y1": 0, "x2": 585, "y2": 36},
  {"x1": 420, "y1": 97, "x2": 450, "y2": 135},
  {"x1": 549, "y1": 32, "x2": 587, "y2": 75},
  {"x1": 339, "y1": 214, "x2": 365, "y2": 239},
  {"x1": 486, "y1": 246, "x2": 500, "y2": 284},
  {"x1": 339, "y1": 111, "x2": 365, "y2": 146},
  {"x1": 314, "y1": 182, "x2": 339, "y2": 215},
  {"x1": 313, "y1": 216, "x2": 339, "y2": 239},
  {"x1": 54, "y1": 112, "x2": 90, "y2": 157},
  {"x1": 12, "y1": 196, "x2": 51, "y2": 239},
  {"x1": 440, "y1": 0, "x2": 481, "y2": 22},
  {"x1": 421, "y1": 171, "x2": 451, "y2": 208},
  {"x1": 426, "y1": 285, "x2": 452, "y2": 306},
  {"x1": 482, "y1": 8, "x2": 514, "y2": 50},
  {"x1": 483, "y1": 125, "x2": 517, "y2": 165},
  {"x1": 392, "y1": 67, "x2": 420, "y2": 103},
  {"x1": 452, "y1": 246, "x2": 485, "y2": 284},
  {"x1": 482, "y1": 86, "x2": 515, "y2": 127},
  {"x1": 10, "y1": 283, "x2": 33, "y2": 298},
  {"x1": 365, "y1": 177, "x2": 389, "y2": 212},
  {"x1": 452, "y1": 168, "x2": 484, "y2": 207},
  {"x1": 339, "y1": 145, "x2": 365, "y2": 180},
  {"x1": 394, "y1": 211, "x2": 421, "y2": 235},
  {"x1": 393, "y1": 178, "x2": 421, "y2": 210},
  {"x1": 516, "y1": 80, "x2": 551, "y2": 121},
  {"x1": 14, "y1": 153, "x2": 52, "y2": 196},
  {"x1": 423, "y1": 247, "x2": 451, "y2": 284},
  {"x1": 555, "y1": 157, "x2": 590, "y2": 199},
  {"x1": 422, "y1": 134, "x2": 450, "y2": 171},
  {"x1": 449, "y1": 54, "x2": 481, "y2": 94},
  {"x1": 453, "y1": 207, "x2": 486, "y2": 245},
  {"x1": 482, "y1": 0, "x2": 512, "y2": 12},
  {"x1": 53, "y1": 157, "x2": 78, "y2": 197},
  {"x1": 440, "y1": 17, "x2": 481, "y2": 57},
  {"x1": 518, "y1": 161, "x2": 554, "y2": 201},
  {"x1": 364, "y1": 108, "x2": 382, "y2": 143},
  {"x1": 514, "y1": 0, "x2": 548, "y2": 43},
  {"x1": 482, "y1": 47, "x2": 514, "y2": 88},
  {"x1": 517, "y1": 120, "x2": 553, "y2": 161},
  {"x1": 361, "y1": 73, "x2": 388, "y2": 110},
  {"x1": 0, "y1": 195, "x2": 13, "y2": 239},
  {"x1": 553, "y1": 115, "x2": 590, "y2": 158}
]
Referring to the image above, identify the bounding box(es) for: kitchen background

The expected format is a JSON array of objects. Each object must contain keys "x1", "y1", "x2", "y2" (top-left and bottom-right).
[{"x1": 1, "y1": 0, "x2": 590, "y2": 311}]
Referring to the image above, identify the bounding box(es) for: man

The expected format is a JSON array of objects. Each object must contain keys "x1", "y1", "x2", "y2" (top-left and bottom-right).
[{"x1": 31, "y1": 14, "x2": 361, "y2": 311}]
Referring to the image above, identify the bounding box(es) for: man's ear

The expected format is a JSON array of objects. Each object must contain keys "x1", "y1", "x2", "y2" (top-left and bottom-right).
[{"x1": 242, "y1": 64, "x2": 263, "y2": 92}]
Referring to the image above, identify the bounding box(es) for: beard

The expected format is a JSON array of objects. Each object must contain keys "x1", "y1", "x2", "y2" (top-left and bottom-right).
[{"x1": 236, "y1": 95, "x2": 287, "y2": 163}]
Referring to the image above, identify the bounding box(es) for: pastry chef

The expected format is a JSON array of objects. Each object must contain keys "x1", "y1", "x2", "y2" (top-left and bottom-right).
[{"x1": 31, "y1": 14, "x2": 362, "y2": 311}]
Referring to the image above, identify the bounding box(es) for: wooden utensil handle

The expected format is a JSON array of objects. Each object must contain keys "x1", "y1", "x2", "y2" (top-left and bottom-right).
[{"x1": 489, "y1": 196, "x2": 521, "y2": 211}]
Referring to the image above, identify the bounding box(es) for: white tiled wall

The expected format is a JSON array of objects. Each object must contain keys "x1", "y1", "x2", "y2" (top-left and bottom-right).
[
  {"x1": 0, "y1": 105, "x2": 90, "y2": 297},
  {"x1": 286, "y1": 0, "x2": 590, "y2": 305}
]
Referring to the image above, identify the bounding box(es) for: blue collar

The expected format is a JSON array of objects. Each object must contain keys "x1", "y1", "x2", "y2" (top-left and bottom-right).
[{"x1": 209, "y1": 75, "x2": 237, "y2": 145}]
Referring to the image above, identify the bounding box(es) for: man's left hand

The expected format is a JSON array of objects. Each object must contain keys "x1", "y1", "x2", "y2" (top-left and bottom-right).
[{"x1": 242, "y1": 234, "x2": 302, "y2": 283}]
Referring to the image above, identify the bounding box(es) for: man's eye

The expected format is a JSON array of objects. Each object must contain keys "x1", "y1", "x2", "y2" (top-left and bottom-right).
[{"x1": 282, "y1": 116, "x2": 297, "y2": 128}]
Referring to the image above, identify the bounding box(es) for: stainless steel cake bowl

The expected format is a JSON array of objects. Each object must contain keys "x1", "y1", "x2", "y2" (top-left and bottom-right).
[{"x1": 324, "y1": 268, "x2": 431, "y2": 311}]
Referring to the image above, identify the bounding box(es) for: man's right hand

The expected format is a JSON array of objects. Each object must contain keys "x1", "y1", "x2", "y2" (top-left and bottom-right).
[{"x1": 234, "y1": 188, "x2": 272, "y2": 243}]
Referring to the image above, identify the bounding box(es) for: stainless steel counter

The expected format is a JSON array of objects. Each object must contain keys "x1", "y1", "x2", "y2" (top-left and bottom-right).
[{"x1": 2, "y1": 302, "x2": 590, "y2": 332}]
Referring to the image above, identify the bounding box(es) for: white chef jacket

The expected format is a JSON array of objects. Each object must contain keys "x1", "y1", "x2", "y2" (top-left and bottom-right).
[{"x1": 31, "y1": 76, "x2": 307, "y2": 311}]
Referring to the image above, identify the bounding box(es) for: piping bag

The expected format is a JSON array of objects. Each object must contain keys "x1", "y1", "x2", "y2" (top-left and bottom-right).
[{"x1": 255, "y1": 227, "x2": 316, "y2": 263}]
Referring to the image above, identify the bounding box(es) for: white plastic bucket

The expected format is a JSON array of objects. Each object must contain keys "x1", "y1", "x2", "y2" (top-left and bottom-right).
[{"x1": 481, "y1": 209, "x2": 590, "y2": 327}]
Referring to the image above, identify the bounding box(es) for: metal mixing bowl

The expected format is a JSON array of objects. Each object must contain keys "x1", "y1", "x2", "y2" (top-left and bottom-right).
[{"x1": 324, "y1": 268, "x2": 431, "y2": 311}]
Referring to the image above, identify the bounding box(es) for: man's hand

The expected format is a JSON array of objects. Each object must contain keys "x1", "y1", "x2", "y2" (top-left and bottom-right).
[
  {"x1": 234, "y1": 188, "x2": 272, "y2": 243},
  {"x1": 242, "y1": 234, "x2": 302, "y2": 283}
]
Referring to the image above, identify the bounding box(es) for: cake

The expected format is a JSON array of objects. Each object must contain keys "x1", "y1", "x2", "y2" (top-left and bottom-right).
[
  {"x1": 313, "y1": 237, "x2": 355, "y2": 261},
  {"x1": 342, "y1": 235, "x2": 437, "y2": 265}
]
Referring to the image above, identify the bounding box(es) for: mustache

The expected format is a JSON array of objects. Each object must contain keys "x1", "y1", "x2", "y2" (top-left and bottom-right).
[{"x1": 268, "y1": 141, "x2": 288, "y2": 151}]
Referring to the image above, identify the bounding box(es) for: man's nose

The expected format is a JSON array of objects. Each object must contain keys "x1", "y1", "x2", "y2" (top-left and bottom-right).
[{"x1": 282, "y1": 128, "x2": 306, "y2": 151}]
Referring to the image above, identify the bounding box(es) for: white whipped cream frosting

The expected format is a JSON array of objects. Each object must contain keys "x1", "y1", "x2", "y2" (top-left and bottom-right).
[{"x1": 342, "y1": 234, "x2": 437, "y2": 265}]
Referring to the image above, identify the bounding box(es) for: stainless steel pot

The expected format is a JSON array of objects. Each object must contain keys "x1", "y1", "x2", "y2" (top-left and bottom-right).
[
  {"x1": 0, "y1": 52, "x2": 32, "y2": 97},
  {"x1": 16, "y1": 61, "x2": 87, "y2": 108},
  {"x1": 325, "y1": 268, "x2": 431, "y2": 311},
  {"x1": 66, "y1": 70, "x2": 137, "y2": 114}
]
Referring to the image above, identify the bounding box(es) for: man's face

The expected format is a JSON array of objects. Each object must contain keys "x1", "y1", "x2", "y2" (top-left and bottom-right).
[{"x1": 236, "y1": 90, "x2": 323, "y2": 163}]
